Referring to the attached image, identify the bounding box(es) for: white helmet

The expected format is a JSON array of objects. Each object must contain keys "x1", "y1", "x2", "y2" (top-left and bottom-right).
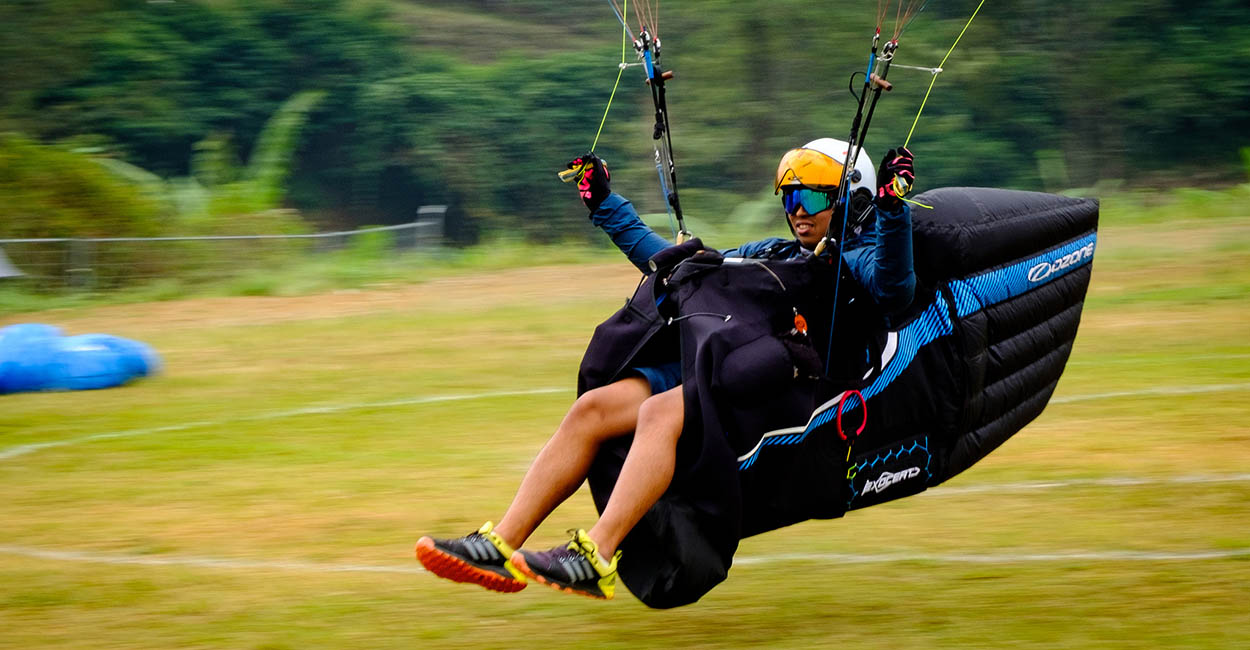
[{"x1": 775, "y1": 138, "x2": 876, "y2": 196}]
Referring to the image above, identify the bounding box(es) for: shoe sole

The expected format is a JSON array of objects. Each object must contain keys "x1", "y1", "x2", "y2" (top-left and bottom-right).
[
  {"x1": 414, "y1": 537, "x2": 526, "y2": 593},
  {"x1": 510, "y1": 552, "x2": 609, "y2": 600}
]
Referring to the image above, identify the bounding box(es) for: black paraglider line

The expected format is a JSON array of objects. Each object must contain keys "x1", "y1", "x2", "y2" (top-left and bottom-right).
[
  {"x1": 569, "y1": 0, "x2": 689, "y2": 244},
  {"x1": 824, "y1": 31, "x2": 890, "y2": 376},
  {"x1": 639, "y1": 28, "x2": 690, "y2": 243},
  {"x1": 820, "y1": 0, "x2": 938, "y2": 375}
]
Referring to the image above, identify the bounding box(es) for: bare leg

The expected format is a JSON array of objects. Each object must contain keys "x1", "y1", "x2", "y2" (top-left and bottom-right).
[
  {"x1": 587, "y1": 385, "x2": 684, "y2": 558},
  {"x1": 493, "y1": 377, "x2": 651, "y2": 548}
]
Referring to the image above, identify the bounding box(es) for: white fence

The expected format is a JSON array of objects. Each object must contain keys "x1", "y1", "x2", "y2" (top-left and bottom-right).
[{"x1": 0, "y1": 209, "x2": 444, "y2": 291}]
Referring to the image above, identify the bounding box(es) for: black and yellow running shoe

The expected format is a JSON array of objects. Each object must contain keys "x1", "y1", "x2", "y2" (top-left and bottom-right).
[
  {"x1": 511, "y1": 529, "x2": 620, "y2": 600},
  {"x1": 415, "y1": 522, "x2": 527, "y2": 593}
]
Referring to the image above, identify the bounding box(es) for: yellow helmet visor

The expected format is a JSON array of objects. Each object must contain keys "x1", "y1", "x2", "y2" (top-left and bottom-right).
[{"x1": 774, "y1": 147, "x2": 845, "y2": 194}]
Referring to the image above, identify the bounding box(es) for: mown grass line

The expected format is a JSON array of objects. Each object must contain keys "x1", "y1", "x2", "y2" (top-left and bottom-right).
[{"x1": 0, "y1": 212, "x2": 1247, "y2": 648}]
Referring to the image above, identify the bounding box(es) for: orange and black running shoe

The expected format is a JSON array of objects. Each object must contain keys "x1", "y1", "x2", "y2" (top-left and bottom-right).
[
  {"x1": 415, "y1": 522, "x2": 526, "y2": 593},
  {"x1": 511, "y1": 529, "x2": 620, "y2": 600}
]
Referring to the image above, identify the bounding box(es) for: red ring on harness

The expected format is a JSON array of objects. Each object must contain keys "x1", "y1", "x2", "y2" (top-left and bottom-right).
[{"x1": 835, "y1": 390, "x2": 867, "y2": 442}]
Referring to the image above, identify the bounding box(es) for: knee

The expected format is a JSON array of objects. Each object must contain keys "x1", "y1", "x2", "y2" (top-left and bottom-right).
[
  {"x1": 636, "y1": 389, "x2": 684, "y2": 442},
  {"x1": 567, "y1": 386, "x2": 615, "y2": 426}
]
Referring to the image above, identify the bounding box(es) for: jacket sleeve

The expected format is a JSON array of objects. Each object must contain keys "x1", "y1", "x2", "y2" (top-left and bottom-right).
[
  {"x1": 590, "y1": 193, "x2": 673, "y2": 274},
  {"x1": 842, "y1": 203, "x2": 916, "y2": 318}
]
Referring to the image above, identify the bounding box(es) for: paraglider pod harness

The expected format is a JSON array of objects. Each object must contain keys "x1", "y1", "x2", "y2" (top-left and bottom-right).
[{"x1": 653, "y1": 245, "x2": 885, "y2": 458}]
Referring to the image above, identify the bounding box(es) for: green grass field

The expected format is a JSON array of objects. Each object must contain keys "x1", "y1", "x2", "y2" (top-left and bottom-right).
[{"x1": 2, "y1": 205, "x2": 1249, "y2": 649}]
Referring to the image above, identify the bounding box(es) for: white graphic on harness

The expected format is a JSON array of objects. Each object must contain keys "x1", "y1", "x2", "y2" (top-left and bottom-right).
[
  {"x1": 1028, "y1": 242, "x2": 1095, "y2": 283},
  {"x1": 862, "y1": 466, "x2": 921, "y2": 495}
]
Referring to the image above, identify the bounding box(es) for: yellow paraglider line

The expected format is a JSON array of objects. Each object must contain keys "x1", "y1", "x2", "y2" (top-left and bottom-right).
[
  {"x1": 904, "y1": 0, "x2": 987, "y2": 148},
  {"x1": 591, "y1": 0, "x2": 630, "y2": 153}
]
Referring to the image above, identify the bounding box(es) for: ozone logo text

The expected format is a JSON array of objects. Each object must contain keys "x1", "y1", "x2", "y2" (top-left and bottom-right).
[{"x1": 1028, "y1": 242, "x2": 1095, "y2": 283}]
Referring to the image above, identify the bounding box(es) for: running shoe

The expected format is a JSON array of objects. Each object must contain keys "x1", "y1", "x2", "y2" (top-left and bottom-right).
[
  {"x1": 415, "y1": 522, "x2": 527, "y2": 593},
  {"x1": 511, "y1": 529, "x2": 620, "y2": 600}
]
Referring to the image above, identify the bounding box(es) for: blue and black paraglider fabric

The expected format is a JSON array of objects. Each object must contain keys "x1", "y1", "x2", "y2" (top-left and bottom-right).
[
  {"x1": 580, "y1": 187, "x2": 1099, "y2": 608},
  {"x1": 0, "y1": 324, "x2": 161, "y2": 394}
]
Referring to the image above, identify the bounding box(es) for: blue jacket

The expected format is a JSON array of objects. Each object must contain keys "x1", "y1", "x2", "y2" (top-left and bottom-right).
[{"x1": 590, "y1": 193, "x2": 916, "y2": 318}]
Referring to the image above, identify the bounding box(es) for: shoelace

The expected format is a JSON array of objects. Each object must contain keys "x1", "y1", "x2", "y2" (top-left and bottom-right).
[{"x1": 565, "y1": 529, "x2": 597, "y2": 558}]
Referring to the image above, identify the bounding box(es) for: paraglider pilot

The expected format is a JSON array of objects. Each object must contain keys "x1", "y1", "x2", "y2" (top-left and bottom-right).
[{"x1": 417, "y1": 139, "x2": 916, "y2": 600}]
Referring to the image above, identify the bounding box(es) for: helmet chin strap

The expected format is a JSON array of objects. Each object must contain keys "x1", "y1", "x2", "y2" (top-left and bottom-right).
[
  {"x1": 811, "y1": 188, "x2": 875, "y2": 253},
  {"x1": 849, "y1": 196, "x2": 876, "y2": 231}
]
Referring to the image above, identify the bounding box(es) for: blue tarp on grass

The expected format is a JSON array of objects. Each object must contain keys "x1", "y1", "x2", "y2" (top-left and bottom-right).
[{"x1": 0, "y1": 324, "x2": 161, "y2": 394}]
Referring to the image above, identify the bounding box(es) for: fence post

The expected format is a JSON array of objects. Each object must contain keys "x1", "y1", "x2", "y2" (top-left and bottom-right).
[
  {"x1": 415, "y1": 205, "x2": 447, "y2": 250},
  {"x1": 0, "y1": 246, "x2": 22, "y2": 278},
  {"x1": 66, "y1": 238, "x2": 96, "y2": 291}
]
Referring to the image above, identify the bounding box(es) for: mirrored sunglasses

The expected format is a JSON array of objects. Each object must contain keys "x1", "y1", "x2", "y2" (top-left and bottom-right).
[{"x1": 782, "y1": 188, "x2": 836, "y2": 216}]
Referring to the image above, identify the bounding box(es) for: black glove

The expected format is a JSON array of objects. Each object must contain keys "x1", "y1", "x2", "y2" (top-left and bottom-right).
[
  {"x1": 876, "y1": 146, "x2": 915, "y2": 212},
  {"x1": 567, "y1": 152, "x2": 611, "y2": 212}
]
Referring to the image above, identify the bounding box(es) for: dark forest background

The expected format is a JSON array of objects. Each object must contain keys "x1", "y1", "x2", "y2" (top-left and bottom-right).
[{"x1": 2, "y1": 0, "x2": 1247, "y2": 244}]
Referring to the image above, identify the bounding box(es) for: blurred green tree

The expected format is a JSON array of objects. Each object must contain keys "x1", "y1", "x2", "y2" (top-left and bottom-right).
[
  {"x1": 92, "y1": 90, "x2": 323, "y2": 234},
  {"x1": 0, "y1": 134, "x2": 163, "y2": 239},
  {"x1": 2, "y1": 0, "x2": 1248, "y2": 244}
]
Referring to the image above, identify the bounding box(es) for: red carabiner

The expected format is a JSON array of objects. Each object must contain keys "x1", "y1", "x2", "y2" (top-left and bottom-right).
[{"x1": 835, "y1": 390, "x2": 868, "y2": 442}]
